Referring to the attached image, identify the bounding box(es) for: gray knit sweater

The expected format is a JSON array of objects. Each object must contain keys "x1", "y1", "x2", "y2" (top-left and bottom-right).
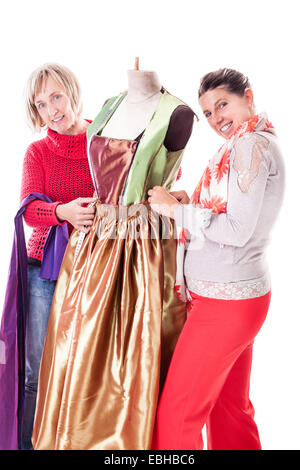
[{"x1": 175, "y1": 131, "x2": 285, "y2": 299}]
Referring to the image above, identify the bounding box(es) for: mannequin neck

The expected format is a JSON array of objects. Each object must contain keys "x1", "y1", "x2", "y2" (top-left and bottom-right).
[
  {"x1": 100, "y1": 69, "x2": 163, "y2": 140},
  {"x1": 127, "y1": 70, "x2": 162, "y2": 104}
]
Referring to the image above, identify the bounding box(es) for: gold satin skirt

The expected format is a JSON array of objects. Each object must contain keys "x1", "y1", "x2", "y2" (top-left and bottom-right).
[{"x1": 32, "y1": 201, "x2": 186, "y2": 450}]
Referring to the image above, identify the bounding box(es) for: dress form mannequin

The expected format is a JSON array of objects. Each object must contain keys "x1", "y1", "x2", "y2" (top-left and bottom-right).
[
  {"x1": 102, "y1": 69, "x2": 163, "y2": 140},
  {"x1": 31, "y1": 66, "x2": 196, "y2": 450}
]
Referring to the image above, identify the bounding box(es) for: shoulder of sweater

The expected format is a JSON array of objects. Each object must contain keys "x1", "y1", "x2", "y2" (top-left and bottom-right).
[
  {"x1": 255, "y1": 130, "x2": 281, "y2": 150},
  {"x1": 238, "y1": 130, "x2": 277, "y2": 146},
  {"x1": 233, "y1": 131, "x2": 280, "y2": 160},
  {"x1": 25, "y1": 136, "x2": 49, "y2": 157},
  {"x1": 231, "y1": 131, "x2": 284, "y2": 179}
]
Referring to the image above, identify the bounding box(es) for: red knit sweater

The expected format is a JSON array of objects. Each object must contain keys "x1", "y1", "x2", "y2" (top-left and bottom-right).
[{"x1": 20, "y1": 124, "x2": 95, "y2": 261}]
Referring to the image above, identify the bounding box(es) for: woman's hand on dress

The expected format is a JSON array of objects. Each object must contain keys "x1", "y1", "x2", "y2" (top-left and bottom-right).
[
  {"x1": 148, "y1": 186, "x2": 181, "y2": 219},
  {"x1": 56, "y1": 197, "x2": 97, "y2": 233},
  {"x1": 169, "y1": 190, "x2": 190, "y2": 204}
]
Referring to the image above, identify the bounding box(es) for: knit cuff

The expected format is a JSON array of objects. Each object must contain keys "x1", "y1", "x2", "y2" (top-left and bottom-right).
[{"x1": 24, "y1": 200, "x2": 66, "y2": 228}]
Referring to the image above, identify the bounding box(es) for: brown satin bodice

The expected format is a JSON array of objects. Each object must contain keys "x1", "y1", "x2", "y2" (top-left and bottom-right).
[{"x1": 89, "y1": 136, "x2": 137, "y2": 205}]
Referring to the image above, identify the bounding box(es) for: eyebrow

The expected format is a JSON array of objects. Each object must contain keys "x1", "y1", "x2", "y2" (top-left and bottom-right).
[
  {"x1": 35, "y1": 91, "x2": 62, "y2": 104},
  {"x1": 202, "y1": 98, "x2": 225, "y2": 114},
  {"x1": 214, "y1": 98, "x2": 224, "y2": 106}
]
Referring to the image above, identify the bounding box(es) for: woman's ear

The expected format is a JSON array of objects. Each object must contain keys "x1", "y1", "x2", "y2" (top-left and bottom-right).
[{"x1": 244, "y1": 88, "x2": 254, "y2": 110}]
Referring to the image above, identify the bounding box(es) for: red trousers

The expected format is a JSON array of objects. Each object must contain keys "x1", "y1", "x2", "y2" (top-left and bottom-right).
[{"x1": 153, "y1": 291, "x2": 271, "y2": 450}]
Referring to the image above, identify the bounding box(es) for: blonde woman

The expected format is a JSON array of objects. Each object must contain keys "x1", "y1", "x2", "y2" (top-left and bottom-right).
[{"x1": 0, "y1": 63, "x2": 95, "y2": 449}]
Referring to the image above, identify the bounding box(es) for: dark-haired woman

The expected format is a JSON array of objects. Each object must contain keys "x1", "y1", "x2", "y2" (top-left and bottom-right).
[{"x1": 148, "y1": 68, "x2": 285, "y2": 450}]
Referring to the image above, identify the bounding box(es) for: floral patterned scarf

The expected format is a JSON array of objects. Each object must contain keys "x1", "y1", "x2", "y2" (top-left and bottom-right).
[
  {"x1": 175, "y1": 113, "x2": 275, "y2": 302},
  {"x1": 191, "y1": 113, "x2": 274, "y2": 210}
]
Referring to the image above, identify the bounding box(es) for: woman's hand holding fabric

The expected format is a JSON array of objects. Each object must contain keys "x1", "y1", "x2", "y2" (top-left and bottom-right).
[
  {"x1": 148, "y1": 186, "x2": 181, "y2": 219},
  {"x1": 56, "y1": 197, "x2": 97, "y2": 233},
  {"x1": 169, "y1": 190, "x2": 190, "y2": 204}
]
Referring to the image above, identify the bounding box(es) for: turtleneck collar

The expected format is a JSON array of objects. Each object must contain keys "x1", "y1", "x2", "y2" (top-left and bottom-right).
[{"x1": 45, "y1": 120, "x2": 91, "y2": 159}]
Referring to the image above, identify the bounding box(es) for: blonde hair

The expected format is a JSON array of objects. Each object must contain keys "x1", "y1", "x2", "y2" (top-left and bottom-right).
[{"x1": 25, "y1": 63, "x2": 83, "y2": 132}]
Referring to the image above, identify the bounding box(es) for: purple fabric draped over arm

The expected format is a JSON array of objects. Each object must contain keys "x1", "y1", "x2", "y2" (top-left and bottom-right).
[{"x1": 0, "y1": 193, "x2": 69, "y2": 449}]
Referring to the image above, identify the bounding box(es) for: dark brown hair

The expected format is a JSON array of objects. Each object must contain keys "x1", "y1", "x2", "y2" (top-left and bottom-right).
[{"x1": 198, "y1": 68, "x2": 251, "y2": 98}]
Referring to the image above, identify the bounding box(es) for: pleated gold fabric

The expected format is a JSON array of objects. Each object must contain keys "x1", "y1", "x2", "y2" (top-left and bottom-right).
[{"x1": 32, "y1": 201, "x2": 186, "y2": 450}]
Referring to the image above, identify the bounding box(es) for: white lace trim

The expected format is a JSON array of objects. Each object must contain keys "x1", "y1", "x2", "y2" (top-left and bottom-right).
[{"x1": 186, "y1": 273, "x2": 271, "y2": 300}]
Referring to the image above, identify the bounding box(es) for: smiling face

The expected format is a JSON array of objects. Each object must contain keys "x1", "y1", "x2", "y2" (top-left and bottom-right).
[
  {"x1": 34, "y1": 76, "x2": 81, "y2": 135},
  {"x1": 199, "y1": 87, "x2": 254, "y2": 139}
]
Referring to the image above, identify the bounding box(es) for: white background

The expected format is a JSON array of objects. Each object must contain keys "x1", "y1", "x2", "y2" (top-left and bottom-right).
[{"x1": 0, "y1": 0, "x2": 299, "y2": 450}]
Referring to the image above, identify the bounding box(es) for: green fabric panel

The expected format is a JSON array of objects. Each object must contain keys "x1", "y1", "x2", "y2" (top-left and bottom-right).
[
  {"x1": 122, "y1": 92, "x2": 186, "y2": 205},
  {"x1": 139, "y1": 148, "x2": 184, "y2": 201},
  {"x1": 161, "y1": 149, "x2": 185, "y2": 192},
  {"x1": 86, "y1": 93, "x2": 126, "y2": 144}
]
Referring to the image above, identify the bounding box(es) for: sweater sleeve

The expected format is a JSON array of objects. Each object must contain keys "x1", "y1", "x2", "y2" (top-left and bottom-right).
[
  {"x1": 20, "y1": 143, "x2": 64, "y2": 228},
  {"x1": 175, "y1": 133, "x2": 271, "y2": 247}
]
